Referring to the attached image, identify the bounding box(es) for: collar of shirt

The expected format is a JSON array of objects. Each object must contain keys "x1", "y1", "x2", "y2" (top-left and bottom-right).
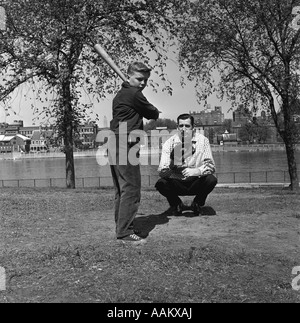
[{"x1": 173, "y1": 132, "x2": 198, "y2": 143}]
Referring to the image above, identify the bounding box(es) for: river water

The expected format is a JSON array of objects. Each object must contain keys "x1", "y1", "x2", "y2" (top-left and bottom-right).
[{"x1": 0, "y1": 150, "x2": 300, "y2": 181}]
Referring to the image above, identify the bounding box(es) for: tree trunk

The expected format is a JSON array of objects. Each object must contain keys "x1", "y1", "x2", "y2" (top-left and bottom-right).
[
  {"x1": 64, "y1": 127, "x2": 76, "y2": 189},
  {"x1": 62, "y1": 81, "x2": 76, "y2": 189},
  {"x1": 281, "y1": 95, "x2": 300, "y2": 191},
  {"x1": 284, "y1": 139, "x2": 299, "y2": 190},
  {"x1": 272, "y1": 95, "x2": 299, "y2": 190}
]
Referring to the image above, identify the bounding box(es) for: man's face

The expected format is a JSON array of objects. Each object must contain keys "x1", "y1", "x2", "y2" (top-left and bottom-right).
[
  {"x1": 128, "y1": 71, "x2": 150, "y2": 90},
  {"x1": 177, "y1": 118, "x2": 193, "y2": 139}
]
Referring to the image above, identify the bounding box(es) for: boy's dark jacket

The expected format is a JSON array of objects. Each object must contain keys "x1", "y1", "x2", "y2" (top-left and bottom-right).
[{"x1": 110, "y1": 82, "x2": 159, "y2": 134}]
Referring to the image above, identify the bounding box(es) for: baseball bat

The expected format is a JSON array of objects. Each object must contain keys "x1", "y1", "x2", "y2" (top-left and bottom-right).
[
  {"x1": 94, "y1": 44, "x2": 127, "y2": 82},
  {"x1": 94, "y1": 43, "x2": 162, "y2": 115}
]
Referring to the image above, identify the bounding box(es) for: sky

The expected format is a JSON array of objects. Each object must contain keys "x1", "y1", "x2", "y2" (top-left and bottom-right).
[{"x1": 0, "y1": 57, "x2": 234, "y2": 127}]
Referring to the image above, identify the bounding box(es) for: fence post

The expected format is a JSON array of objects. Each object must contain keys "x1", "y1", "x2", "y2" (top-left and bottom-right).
[
  {"x1": 284, "y1": 171, "x2": 286, "y2": 182},
  {"x1": 0, "y1": 266, "x2": 6, "y2": 291}
]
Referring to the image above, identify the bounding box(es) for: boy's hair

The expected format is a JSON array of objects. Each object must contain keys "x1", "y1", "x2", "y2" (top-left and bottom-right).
[
  {"x1": 127, "y1": 62, "x2": 152, "y2": 75},
  {"x1": 177, "y1": 113, "x2": 194, "y2": 127}
]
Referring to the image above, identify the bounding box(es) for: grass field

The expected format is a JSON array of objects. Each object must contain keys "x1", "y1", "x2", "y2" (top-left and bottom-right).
[{"x1": 0, "y1": 186, "x2": 299, "y2": 303}]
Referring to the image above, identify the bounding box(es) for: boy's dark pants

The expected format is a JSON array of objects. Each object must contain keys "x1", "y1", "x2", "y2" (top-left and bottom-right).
[
  {"x1": 108, "y1": 135, "x2": 141, "y2": 239},
  {"x1": 155, "y1": 175, "x2": 217, "y2": 207}
]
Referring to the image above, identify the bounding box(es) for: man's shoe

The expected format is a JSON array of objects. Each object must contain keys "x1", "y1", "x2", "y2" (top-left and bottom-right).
[
  {"x1": 118, "y1": 233, "x2": 146, "y2": 244},
  {"x1": 165, "y1": 203, "x2": 184, "y2": 216},
  {"x1": 191, "y1": 201, "x2": 204, "y2": 216}
]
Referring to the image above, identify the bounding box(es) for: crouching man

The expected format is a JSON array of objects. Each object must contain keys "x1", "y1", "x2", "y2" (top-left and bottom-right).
[{"x1": 155, "y1": 113, "x2": 218, "y2": 216}]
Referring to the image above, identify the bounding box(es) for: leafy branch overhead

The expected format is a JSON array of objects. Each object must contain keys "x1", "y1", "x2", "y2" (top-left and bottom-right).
[
  {"x1": 1, "y1": 0, "x2": 188, "y2": 125},
  {"x1": 179, "y1": 0, "x2": 300, "y2": 190},
  {"x1": 0, "y1": 0, "x2": 190, "y2": 188}
]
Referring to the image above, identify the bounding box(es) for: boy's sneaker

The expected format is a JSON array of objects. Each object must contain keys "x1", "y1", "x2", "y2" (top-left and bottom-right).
[{"x1": 118, "y1": 233, "x2": 146, "y2": 244}]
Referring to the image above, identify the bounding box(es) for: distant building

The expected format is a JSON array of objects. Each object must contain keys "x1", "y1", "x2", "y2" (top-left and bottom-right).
[
  {"x1": 190, "y1": 106, "x2": 225, "y2": 126},
  {"x1": 4, "y1": 125, "x2": 19, "y2": 136},
  {"x1": 77, "y1": 122, "x2": 98, "y2": 148},
  {"x1": 232, "y1": 107, "x2": 280, "y2": 143},
  {"x1": 187, "y1": 106, "x2": 225, "y2": 143},
  {"x1": 0, "y1": 119, "x2": 105, "y2": 151},
  {"x1": 217, "y1": 130, "x2": 238, "y2": 145},
  {"x1": 232, "y1": 105, "x2": 252, "y2": 125},
  {"x1": 0, "y1": 120, "x2": 40, "y2": 138},
  {"x1": 30, "y1": 130, "x2": 50, "y2": 152},
  {"x1": 19, "y1": 126, "x2": 40, "y2": 138},
  {"x1": 0, "y1": 134, "x2": 31, "y2": 153}
]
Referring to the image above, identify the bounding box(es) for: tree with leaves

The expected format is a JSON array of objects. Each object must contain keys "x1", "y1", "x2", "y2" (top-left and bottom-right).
[
  {"x1": 179, "y1": 0, "x2": 300, "y2": 190},
  {"x1": 238, "y1": 122, "x2": 258, "y2": 144},
  {"x1": 1, "y1": 0, "x2": 189, "y2": 188}
]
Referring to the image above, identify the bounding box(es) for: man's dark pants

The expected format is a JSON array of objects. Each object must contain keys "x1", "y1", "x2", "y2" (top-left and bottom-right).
[
  {"x1": 155, "y1": 175, "x2": 217, "y2": 207},
  {"x1": 108, "y1": 135, "x2": 141, "y2": 239}
]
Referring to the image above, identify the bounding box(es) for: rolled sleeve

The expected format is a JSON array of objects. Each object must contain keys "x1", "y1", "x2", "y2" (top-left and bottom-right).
[
  {"x1": 158, "y1": 141, "x2": 172, "y2": 172},
  {"x1": 197, "y1": 137, "x2": 216, "y2": 175}
]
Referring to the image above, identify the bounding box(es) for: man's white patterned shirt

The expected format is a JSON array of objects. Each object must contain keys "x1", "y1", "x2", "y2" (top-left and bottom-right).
[{"x1": 158, "y1": 132, "x2": 216, "y2": 181}]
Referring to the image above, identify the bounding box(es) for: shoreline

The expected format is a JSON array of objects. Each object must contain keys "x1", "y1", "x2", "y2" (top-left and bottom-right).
[{"x1": 0, "y1": 143, "x2": 298, "y2": 161}]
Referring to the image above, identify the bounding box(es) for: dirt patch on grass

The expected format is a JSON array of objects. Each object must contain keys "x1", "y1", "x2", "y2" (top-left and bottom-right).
[{"x1": 0, "y1": 187, "x2": 299, "y2": 303}]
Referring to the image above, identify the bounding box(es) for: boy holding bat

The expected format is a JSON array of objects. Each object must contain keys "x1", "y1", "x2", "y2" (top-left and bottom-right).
[{"x1": 108, "y1": 62, "x2": 160, "y2": 244}]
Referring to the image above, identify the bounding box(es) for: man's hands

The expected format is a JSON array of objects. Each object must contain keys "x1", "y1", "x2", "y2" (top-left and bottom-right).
[
  {"x1": 182, "y1": 168, "x2": 201, "y2": 178},
  {"x1": 182, "y1": 160, "x2": 215, "y2": 179}
]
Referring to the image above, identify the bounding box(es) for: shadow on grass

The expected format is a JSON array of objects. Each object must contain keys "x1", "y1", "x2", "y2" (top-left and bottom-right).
[
  {"x1": 134, "y1": 206, "x2": 217, "y2": 237},
  {"x1": 134, "y1": 213, "x2": 169, "y2": 238}
]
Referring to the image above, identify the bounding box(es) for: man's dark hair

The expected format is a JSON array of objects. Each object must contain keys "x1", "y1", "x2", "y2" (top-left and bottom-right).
[
  {"x1": 177, "y1": 114, "x2": 194, "y2": 127},
  {"x1": 127, "y1": 62, "x2": 152, "y2": 75}
]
